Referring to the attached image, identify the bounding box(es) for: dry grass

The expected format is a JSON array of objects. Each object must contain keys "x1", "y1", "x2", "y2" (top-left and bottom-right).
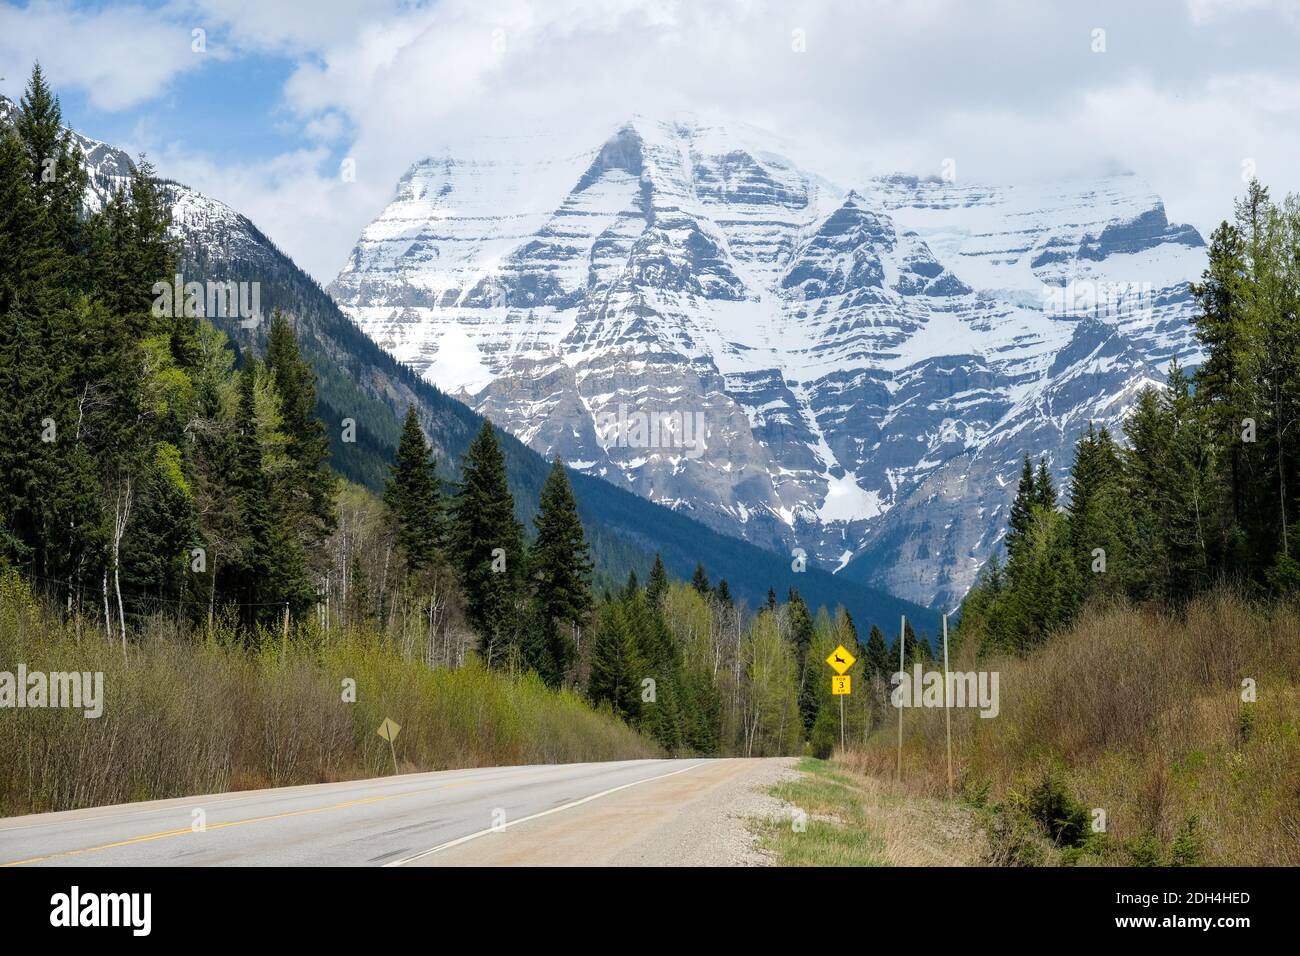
[
  {"x1": 0, "y1": 571, "x2": 658, "y2": 817},
  {"x1": 756, "y1": 757, "x2": 985, "y2": 866},
  {"x1": 843, "y1": 590, "x2": 1300, "y2": 866}
]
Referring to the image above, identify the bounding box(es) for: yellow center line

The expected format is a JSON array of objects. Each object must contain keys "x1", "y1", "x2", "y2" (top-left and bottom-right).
[{"x1": 1, "y1": 779, "x2": 478, "y2": 867}]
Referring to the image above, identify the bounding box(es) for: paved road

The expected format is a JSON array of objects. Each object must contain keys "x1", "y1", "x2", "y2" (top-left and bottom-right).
[{"x1": 0, "y1": 758, "x2": 781, "y2": 867}]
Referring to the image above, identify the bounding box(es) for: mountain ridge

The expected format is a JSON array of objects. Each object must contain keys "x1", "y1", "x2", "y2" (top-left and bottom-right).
[{"x1": 329, "y1": 114, "x2": 1206, "y2": 608}]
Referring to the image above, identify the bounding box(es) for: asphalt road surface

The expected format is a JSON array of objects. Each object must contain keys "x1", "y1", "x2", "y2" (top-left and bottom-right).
[{"x1": 0, "y1": 758, "x2": 788, "y2": 867}]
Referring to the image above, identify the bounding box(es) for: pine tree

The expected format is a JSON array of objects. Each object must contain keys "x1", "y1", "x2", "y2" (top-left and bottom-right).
[
  {"x1": 1065, "y1": 422, "x2": 1126, "y2": 601},
  {"x1": 645, "y1": 553, "x2": 669, "y2": 607},
  {"x1": 449, "y1": 420, "x2": 524, "y2": 665},
  {"x1": 15, "y1": 64, "x2": 86, "y2": 258},
  {"x1": 528, "y1": 458, "x2": 593, "y2": 684},
  {"x1": 128, "y1": 158, "x2": 178, "y2": 326},
  {"x1": 715, "y1": 578, "x2": 733, "y2": 608},
  {"x1": 787, "y1": 589, "x2": 814, "y2": 654},
  {"x1": 1005, "y1": 455, "x2": 1036, "y2": 561},
  {"x1": 905, "y1": 619, "x2": 931, "y2": 663},
  {"x1": 1034, "y1": 455, "x2": 1057, "y2": 511},
  {"x1": 1162, "y1": 362, "x2": 1222, "y2": 597},
  {"x1": 957, "y1": 555, "x2": 1008, "y2": 655},
  {"x1": 680, "y1": 665, "x2": 722, "y2": 754},
  {"x1": 691, "y1": 562, "x2": 710, "y2": 595},
  {"x1": 1191, "y1": 221, "x2": 1249, "y2": 530},
  {"x1": 1121, "y1": 387, "x2": 1176, "y2": 600},
  {"x1": 1247, "y1": 197, "x2": 1300, "y2": 575},
  {"x1": 864, "y1": 624, "x2": 891, "y2": 678},
  {"x1": 265, "y1": 312, "x2": 335, "y2": 612},
  {"x1": 1002, "y1": 506, "x2": 1080, "y2": 650},
  {"x1": 230, "y1": 361, "x2": 273, "y2": 635},
  {"x1": 1236, "y1": 178, "x2": 1271, "y2": 252},
  {"x1": 119, "y1": 445, "x2": 198, "y2": 607},
  {"x1": 624, "y1": 588, "x2": 683, "y2": 751},
  {"x1": 787, "y1": 589, "x2": 818, "y2": 734},
  {"x1": 384, "y1": 406, "x2": 446, "y2": 575},
  {"x1": 588, "y1": 601, "x2": 640, "y2": 721}
]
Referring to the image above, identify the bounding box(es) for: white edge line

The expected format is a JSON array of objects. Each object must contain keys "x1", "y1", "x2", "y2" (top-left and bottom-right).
[{"x1": 384, "y1": 760, "x2": 708, "y2": 867}]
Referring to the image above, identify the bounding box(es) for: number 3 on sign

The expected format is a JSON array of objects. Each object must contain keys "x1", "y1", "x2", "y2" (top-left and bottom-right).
[{"x1": 832, "y1": 675, "x2": 851, "y2": 695}]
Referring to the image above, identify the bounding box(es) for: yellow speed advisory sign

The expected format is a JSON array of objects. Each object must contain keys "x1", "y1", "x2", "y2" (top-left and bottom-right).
[
  {"x1": 832, "y1": 675, "x2": 851, "y2": 695},
  {"x1": 825, "y1": 644, "x2": 856, "y2": 675}
]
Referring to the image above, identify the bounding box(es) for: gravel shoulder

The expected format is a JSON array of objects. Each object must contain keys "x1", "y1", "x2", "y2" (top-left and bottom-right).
[{"x1": 411, "y1": 757, "x2": 798, "y2": 867}]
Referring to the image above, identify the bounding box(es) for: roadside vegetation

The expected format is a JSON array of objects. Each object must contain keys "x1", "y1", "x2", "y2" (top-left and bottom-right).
[
  {"x1": 0, "y1": 568, "x2": 657, "y2": 816},
  {"x1": 844, "y1": 590, "x2": 1300, "y2": 866},
  {"x1": 767, "y1": 179, "x2": 1300, "y2": 867},
  {"x1": 756, "y1": 757, "x2": 982, "y2": 866}
]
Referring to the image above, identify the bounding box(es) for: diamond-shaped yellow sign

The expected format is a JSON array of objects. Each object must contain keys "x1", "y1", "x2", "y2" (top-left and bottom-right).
[
  {"x1": 826, "y1": 644, "x2": 856, "y2": 675},
  {"x1": 377, "y1": 717, "x2": 401, "y2": 743}
]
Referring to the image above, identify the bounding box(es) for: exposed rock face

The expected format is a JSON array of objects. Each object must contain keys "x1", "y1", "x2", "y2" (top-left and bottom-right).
[{"x1": 329, "y1": 116, "x2": 1205, "y2": 608}]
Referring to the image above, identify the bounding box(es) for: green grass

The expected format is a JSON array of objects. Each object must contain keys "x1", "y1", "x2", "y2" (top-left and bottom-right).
[{"x1": 756, "y1": 757, "x2": 889, "y2": 866}]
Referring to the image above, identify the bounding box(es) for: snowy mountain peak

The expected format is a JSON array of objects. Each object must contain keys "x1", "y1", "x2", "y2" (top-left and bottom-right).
[{"x1": 331, "y1": 120, "x2": 1206, "y2": 608}]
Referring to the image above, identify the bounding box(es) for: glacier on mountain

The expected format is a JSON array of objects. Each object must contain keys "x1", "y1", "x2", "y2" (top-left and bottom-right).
[{"x1": 328, "y1": 115, "x2": 1205, "y2": 609}]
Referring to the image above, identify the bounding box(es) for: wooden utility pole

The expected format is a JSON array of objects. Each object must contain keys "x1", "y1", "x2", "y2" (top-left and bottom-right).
[
  {"x1": 281, "y1": 602, "x2": 290, "y2": 665},
  {"x1": 897, "y1": 614, "x2": 905, "y2": 782},
  {"x1": 839, "y1": 691, "x2": 845, "y2": 751},
  {"x1": 942, "y1": 612, "x2": 953, "y2": 799}
]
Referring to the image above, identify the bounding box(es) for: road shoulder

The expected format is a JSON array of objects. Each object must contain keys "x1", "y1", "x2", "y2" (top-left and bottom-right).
[{"x1": 407, "y1": 757, "x2": 797, "y2": 867}]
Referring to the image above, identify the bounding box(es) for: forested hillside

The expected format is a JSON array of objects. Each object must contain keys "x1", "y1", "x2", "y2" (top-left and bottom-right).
[
  {"x1": 0, "y1": 69, "x2": 927, "y2": 810},
  {"x1": 959, "y1": 179, "x2": 1300, "y2": 652}
]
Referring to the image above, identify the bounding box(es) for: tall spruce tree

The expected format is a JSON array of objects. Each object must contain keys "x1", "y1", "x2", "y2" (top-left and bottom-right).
[
  {"x1": 1191, "y1": 221, "x2": 1249, "y2": 530},
  {"x1": 691, "y1": 562, "x2": 710, "y2": 595},
  {"x1": 1005, "y1": 455, "x2": 1036, "y2": 561},
  {"x1": 266, "y1": 313, "x2": 336, "y2": 542},
  {"x1": 864, "y1": 624, "x2": 891, "y2": 678},
  {"x1": 528, "y1": 458, "x2": 593, "y2": 685},
  {"x1": 1034, "y1": 456, "x2": 1057, "y2": 511},
  {"x1": 265, "y1": 313, "x2": 335, "y2": 613},
  {"x1": 715, "y1": 578, "x2": 733, "y2": 608},
  {"x1": 645, "y1": 553, "x2": 669, "y2": 607},
  {"x1": 1065, "y1": 422, "x2": 1126, "y2": 600},
  {"x1": 588, "y1": 600, "x2": 640, "y2": 721},
  {"x1": 384, "y1": 406, "x2": 446, "y2": 575},
  {"x1": 449, "y1": 420, "x2": 524, "y2": 665},
  {"x1": 624, "y1": 586, "x2": 684, "y2": 751},
  {"x1": 15, "y1": 64, "x2": 86, "y2": 259},
  {"x1": 787, "y1": 589, "x2": 818, "y2": 735},
  {"x1": 230, "y1": 361, "x2": 273, "y2": 634}
]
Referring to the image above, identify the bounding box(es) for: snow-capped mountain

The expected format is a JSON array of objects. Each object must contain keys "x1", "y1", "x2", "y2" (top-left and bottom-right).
[
  {"x1": 330, "y1": 116, "x2": 1206, "y2": 609},
  {"x1": 0, "y1": 93, "x2": 270, "y2": 270}
]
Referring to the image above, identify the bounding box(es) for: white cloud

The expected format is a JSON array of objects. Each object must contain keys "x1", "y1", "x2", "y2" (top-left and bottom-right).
[
  {"x1": 0, "y1": 1, "x2": 207, "y2": 110},
  {"x1": 10, "y1": 0, "x2": 1300, "y2": 283}
]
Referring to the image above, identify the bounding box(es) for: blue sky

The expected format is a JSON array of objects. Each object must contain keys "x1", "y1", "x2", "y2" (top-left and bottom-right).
[
  {"x1": 55, "y1": 54, "x2": 307, "y2": 166},
  {"x1": 4, "y1": 0, "x2": 1300, "y2": 282}
]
